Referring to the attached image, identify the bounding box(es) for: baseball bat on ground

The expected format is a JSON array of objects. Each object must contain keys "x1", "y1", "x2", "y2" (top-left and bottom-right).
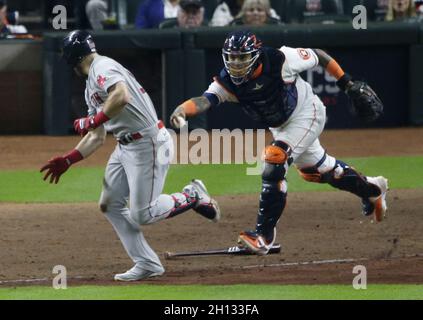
[{"x1": 164, "y1": 244, "x2": 281, "y2": 259}]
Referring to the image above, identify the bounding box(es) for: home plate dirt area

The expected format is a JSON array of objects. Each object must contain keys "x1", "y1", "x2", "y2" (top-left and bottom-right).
[{"x1": 0, "y1": 128, "x2": 422, "y2": 286}]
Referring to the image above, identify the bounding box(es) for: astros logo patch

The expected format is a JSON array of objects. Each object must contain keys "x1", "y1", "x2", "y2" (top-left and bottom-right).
[{"x1": 297, "y1": 48, "x2": 311, "y2": 60}]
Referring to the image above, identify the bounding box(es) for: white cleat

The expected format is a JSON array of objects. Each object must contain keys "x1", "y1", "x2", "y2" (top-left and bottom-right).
[
  {"x1": 114, "y1": 265, "x2": 164, "y2": 282},
  {"x1": 366, "y1": 176, "x2": 388, "y2": 222},
  {"x1": 183, "y1": 179, "x2": 221, "y2": 223}
]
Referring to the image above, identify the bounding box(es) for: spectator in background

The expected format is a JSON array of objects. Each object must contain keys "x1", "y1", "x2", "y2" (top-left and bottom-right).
[
  {"x1": 288, "y1": 0, "x2": 342, "y2": 23},
  {"x1": 211, "y1": 0, "x2": 280, "y2": 26},
  {"x1": 417, "y1": 0, "x2": 423, "y2": 18},
  {"x1": 86, "y1": 0, "x2": 108, "y2": 30},
  {"x1": 364, "y1": 0, "x2": 389, "y2": 21},
  {"x1": 0, "y1": 1, "x2": 30, "y2": 38},
  {"x1": 177, "y1": 0, "x2": 206, "y2": 28},
  {"x1": 385, "y1": 0, "x2": 418, "y2": 21},
  {"x1": 136, "y1": 0, "x2": 180, "y2": 29},
  {"x1": 230, "y1": 0, "x2": 282, "y2": 26},
  {"x1": 160, "y1": 0, "x2": 207, "y2": 28},
  {"x1": 210, "y1": 0, "x2": 244, "y2": 26},
  {"x1": 0, "y1": 2, "x2": 8, "y2": 37}
]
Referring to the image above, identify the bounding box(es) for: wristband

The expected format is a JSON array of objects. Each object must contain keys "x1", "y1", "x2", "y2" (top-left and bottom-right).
[
  {"x1": 336, "y1": 73, "x2": 353, "y2": 92},
  {"x1": 92, "y1": 111, "x2": 110, "y2": 128},
  {"x1": 64, "y1": 149, "x2": 84, "y2": 166},
  {"x1": 327, "y1": 59, "x2": 345, "y2": 80},
  {"x1": 181, "y1": 100, "x2": 198, "y2": 117}
]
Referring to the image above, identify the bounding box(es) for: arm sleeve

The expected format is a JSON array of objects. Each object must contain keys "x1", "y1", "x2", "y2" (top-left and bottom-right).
[
  {"x1": 279, "y1": 46, "x2": 319, "y2": 82},
  {"x1": 204, "y1": 79, "x2": 239, "y2": 104}
]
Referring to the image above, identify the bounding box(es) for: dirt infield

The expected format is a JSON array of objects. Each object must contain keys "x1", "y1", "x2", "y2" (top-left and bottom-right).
[{"x1": 0, "y1": 128, "x2": 422, "y2": 286}]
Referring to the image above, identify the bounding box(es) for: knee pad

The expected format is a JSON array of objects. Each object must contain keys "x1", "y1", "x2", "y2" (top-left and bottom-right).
[
  {"x1": 298, "y1": 153, "x2": 336, "y2": 183},
  {"x1": 300, "y1": 158, "x2": 380, "y2": 198},
  {"x1": 262, "y1": 140, "x2": 292, "y2": 184}
]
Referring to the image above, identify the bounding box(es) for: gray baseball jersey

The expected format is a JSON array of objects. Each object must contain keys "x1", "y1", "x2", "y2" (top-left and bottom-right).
[
  {"x1": 86, "y1": 55, "x2": 181, "y2": 274},
  {"x1": 85, "y1": 55, "x2": 158, "y2": 138}
]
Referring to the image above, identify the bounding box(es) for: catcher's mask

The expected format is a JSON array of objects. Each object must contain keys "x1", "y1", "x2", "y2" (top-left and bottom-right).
[{"x1": 222, "y1": 30, "x2": 262, "y2": 85}]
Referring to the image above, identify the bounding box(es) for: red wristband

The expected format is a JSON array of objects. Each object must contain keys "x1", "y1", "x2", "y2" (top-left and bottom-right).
[
  {"x1": 93, "y1": 111, "x2": 110, "y2": 127},
  {"x1": 64, "y1": 149, "x2": 84, "y2": 165}
]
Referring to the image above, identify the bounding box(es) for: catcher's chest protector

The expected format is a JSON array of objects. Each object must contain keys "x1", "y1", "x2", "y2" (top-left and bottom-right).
[{"x1": 217, "y1": 47, "x2": 298, "y2": 127}]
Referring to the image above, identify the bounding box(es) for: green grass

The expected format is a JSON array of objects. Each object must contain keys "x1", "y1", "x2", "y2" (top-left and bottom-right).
[
  {"x1": 0, "y1": 284, "x2": 421, "y2": 300},
  {"x1": 0, "y1": 156, "x2": 422, "y2": 203}
]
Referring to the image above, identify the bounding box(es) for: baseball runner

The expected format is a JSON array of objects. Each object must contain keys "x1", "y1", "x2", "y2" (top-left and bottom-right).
[
  {"x1": 170, "y1": 30, "x2": 388, "y2": 255},
  {"x1": 40, "y1": 30, "x2": 221, "y2": 281}
]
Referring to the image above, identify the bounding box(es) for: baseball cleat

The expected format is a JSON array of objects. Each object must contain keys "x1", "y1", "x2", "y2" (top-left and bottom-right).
[
  {"x1": 183, "y1": 179, "x2": 221, "y2": 222},
  {"x1": 237, "y1": 228, "x2": 276, "y2": 255},
  {"x1": 362, "y1": 176, "x2": 388, "y2": 222},
  {"x1": 114, "y1": 265, "x2": 164, "y2": 282}
]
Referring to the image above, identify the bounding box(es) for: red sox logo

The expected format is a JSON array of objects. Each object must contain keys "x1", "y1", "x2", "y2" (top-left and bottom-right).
[{"x1": 97, "y1": 75, "x2": 107, "y2": 88}]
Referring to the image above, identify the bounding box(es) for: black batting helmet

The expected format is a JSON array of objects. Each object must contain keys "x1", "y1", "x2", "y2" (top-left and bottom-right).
[{"x1": 62, "y1": 30, "x2": 96, "y2": 67}]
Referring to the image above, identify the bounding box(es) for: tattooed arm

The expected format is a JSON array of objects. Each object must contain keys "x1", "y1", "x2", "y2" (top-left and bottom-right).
[
  {"x1": 313, "y1": 49, "x2": 354, "y2": 91},
  {"x1": 170, "y1": 96, "x2": 212, "y2": 129}
]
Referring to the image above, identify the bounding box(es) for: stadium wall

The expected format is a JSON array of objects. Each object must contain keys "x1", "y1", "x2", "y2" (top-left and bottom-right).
[{"x1": 1, "y1": 22, "x2": 422, "y2": 134}]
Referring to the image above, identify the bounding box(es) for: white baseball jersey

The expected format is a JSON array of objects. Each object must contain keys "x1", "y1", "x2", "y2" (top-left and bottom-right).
[
  {"x1": 84, "y1": 55, "x2": 159, "y2": 138},
  {"x1": 205, "y1": 46, "x2": 319, "y2": 111},
  {"x1": 206, "y1": 46, "x2": 336, "y2": 170}
]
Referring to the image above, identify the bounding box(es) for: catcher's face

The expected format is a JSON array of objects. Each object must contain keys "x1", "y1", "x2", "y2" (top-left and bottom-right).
[
  {"x1": 223, "y1": 50, "x2": 260, "y2": 85},
  {"x1": 226, "y1": 53, "x2": 253, "y2": 77}
]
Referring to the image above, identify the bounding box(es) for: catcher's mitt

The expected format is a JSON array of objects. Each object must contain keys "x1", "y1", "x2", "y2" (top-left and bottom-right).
[{"x1": 346, "y1": 81, "x2": 383, "y2": 122}]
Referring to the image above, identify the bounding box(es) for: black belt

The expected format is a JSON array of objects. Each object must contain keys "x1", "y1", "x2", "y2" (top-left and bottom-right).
[{"x1": 118, "y1": 121, "x2": 165, "y2": 145}]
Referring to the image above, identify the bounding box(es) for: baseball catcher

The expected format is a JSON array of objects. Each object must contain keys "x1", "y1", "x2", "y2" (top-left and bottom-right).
[{"x1": 170, "y1": 30, "x2": 388, "y2": 255}]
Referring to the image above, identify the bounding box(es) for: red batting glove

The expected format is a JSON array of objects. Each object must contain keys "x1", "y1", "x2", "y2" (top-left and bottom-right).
[
  {"x1": 40, "y1": 149, "x2": 83, "y2": 184},
  {"x1": 73, "y1": 116, "x2": 95, "y2": 136},
  {"x1": 73, "y1": 111, "x2": 110, "y2": 136}
]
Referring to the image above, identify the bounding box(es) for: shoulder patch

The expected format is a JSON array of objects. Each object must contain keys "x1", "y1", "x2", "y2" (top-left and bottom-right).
[
  {"x1": 97, "y1": 75, "x2": 108, "y2": 88},
  {"x1": 297, "y1": 48, "x2": 311, "y2": 60}
]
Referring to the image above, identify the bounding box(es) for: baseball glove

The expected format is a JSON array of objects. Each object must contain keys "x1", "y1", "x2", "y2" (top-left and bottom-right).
[{"x1": 346, "y1": 81, "x2": 383, "y2": 122}]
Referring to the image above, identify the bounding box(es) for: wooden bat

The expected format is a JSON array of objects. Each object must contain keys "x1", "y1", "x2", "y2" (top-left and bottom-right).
[{"x1": 164, "y1": 243, "x2": 281, "y2": 259}]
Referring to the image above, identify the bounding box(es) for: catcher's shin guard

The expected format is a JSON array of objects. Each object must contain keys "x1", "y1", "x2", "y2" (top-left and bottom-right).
[
  {"x1": 299, "y1": 159, "x2": 381, "y2": 199},
  {"x1": 255, "y1": 141, "x2": 291, "y2": 240}
]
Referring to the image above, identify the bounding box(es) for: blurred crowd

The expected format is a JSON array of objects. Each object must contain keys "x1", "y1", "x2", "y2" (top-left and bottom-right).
[{"x1": 0, "y1": 0, "x2": 423, "y2": 38}]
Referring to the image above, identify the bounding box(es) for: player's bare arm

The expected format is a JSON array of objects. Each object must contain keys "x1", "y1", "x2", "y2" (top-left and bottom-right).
[
  {"x1": 75, "y1": 125, "x2": 107, "y2": 158},
  {"x1": 102, "y1": 82, "x2": 131, "y2": 118},
  {"x1": 170, "y1": 96, "x2": 211, "y2": 128},
  {"x1": 312, "y1": 49, "x2": 353, "y2": 90},
  {"x1": 40, "y1": 125, "x2": 106, "y2": 184}
]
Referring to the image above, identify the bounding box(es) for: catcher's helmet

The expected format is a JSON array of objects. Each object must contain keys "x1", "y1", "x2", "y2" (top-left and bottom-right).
[
  {"x1": 62, "y1": 30, "x2": 96, "y2": 67},
  {"x1": 222, "y1": 30, "x2": 262, "y2": 85}
]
